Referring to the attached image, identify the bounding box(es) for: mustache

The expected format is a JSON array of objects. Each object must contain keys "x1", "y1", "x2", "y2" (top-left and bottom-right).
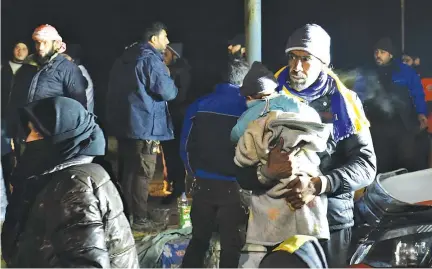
[{"x1": 290, "y1": 72, "x2": 306, "y2": 79}]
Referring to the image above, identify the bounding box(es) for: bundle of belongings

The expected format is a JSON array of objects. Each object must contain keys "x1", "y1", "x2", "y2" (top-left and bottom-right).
[
  {"x1": 231, "y1": 62, "x2": 332, "y2": 246},
  {"x1": 136, "y1": 227, "x2": 192, "y2": 268}
]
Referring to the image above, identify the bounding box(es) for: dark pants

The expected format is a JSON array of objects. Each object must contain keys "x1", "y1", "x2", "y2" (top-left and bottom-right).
[
  {"x1": 117, "y1": 138, "x2": 158, "y2": 219},
  {"x1": 320, "y1": 227, "x2": 352, "y2": 268},
  {"x1": 371, "y1": 123, "x2": 430, "y2": 173},
  {"x1": 182, "y1": 178, "x2": 248, "y2": 268},
  {"x1": 1, "y1": 152, "x2": 14, "y2": 200},
  {"x1": 161, "y1": 137, "x2": 185, "y2": 194}
]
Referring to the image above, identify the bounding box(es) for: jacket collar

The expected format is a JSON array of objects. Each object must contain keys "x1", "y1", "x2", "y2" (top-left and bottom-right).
[
  {"x1": 43, "y1": 156, "x2": 94, "y2": 175},
  {"x1": 140, "y1": 42, "x2": 164, "y2": 61},
  {"x1": 214, "y1": 83, "x2": 241, "y2": 95}
]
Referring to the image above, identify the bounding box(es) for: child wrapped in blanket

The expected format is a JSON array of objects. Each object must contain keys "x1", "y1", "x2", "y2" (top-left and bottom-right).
[{"x1": 231, "y1": 62, "x2": 332, "y2": 245}]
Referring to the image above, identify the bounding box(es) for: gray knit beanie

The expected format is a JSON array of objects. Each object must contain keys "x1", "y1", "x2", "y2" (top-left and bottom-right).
[{"x1": 285, "y1": 24, "x2": 331, "y2": 65}]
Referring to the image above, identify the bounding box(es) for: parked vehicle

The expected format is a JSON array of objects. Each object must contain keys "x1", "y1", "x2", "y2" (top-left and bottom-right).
[{"x1": 350, "y1": 169, "x2": 432, "y2": 267}]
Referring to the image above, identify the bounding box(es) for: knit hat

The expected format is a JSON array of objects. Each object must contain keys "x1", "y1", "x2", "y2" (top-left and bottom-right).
[
  {"x1": 285, "y1": 24, "x2": 331, "y2": 65},
  {"x1": 240, "y1": 61, "x2": 278, "y2": 96},
  {"x1": 374, "y1": 37, "x2": 395, "y2": 55},
  {"x1": 228, "y1": 34, "x2": 246, "y2": 47}
]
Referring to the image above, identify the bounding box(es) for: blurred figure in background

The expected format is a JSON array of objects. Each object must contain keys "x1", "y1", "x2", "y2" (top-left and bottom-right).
[
  {"x1": 228, "y1": 34, "x2": 246, "y2": 61},
  {"x1": 161, "y1": 43, "x2": 191, "y2": 204},
  {"x1": 355, "y1": 38, "x2": 429, "y2": 173}
]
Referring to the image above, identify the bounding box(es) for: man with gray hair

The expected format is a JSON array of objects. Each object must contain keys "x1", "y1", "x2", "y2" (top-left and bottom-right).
[{"x1": 236, "y1": 24, "x2": 377, "y2": 267}]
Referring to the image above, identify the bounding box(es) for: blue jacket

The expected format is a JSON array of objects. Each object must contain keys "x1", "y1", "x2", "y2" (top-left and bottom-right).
[
  {"x1": 392, "y1": 61, "x2": 427, "y2": 115},
  {"x1": 180, "y1": 83, "x2": 247, "y2": 181},
  {"x1": 355, "y1": 60, "x2": 427, "y2": 116},
  {"x1": 230, "y1": 94, "x2": 300, "y2": 143},
  {"x1": 106, "y1": 43, "x2": 178, "y2": 141}
]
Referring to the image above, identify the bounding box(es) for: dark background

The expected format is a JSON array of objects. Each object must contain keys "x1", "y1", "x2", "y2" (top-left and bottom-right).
[{"x1": 2, "y1": 0, "x2": 431, "y2": 120}]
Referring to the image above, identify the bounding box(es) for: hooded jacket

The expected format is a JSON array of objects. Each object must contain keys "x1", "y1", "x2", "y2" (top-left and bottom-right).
[
  {"x1": 1, "y1": 97, "x2": 138, "y2": 268},
  {"x1": 106, "y1": 42, "x2": 178, "y2": 141}
]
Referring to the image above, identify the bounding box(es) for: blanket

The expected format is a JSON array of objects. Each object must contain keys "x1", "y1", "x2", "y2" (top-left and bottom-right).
[{"x1": 235, "y1": 110, "x2": 332, "y2": 245}]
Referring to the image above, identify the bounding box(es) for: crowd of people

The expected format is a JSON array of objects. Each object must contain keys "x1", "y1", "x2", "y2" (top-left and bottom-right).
[{"x1": 0, "y1": 20, "x2": 431, "y2": 268}]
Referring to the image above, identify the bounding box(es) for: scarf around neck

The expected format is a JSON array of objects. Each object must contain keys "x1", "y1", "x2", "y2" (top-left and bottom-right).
[{"x1": 275, "y1": 66, "x2": 369, "y2": 141}]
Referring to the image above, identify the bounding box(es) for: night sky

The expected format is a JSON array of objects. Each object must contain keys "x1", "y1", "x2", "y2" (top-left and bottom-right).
[{"x1": 2, "y1": 0, "x2": 431, "y2": 120}]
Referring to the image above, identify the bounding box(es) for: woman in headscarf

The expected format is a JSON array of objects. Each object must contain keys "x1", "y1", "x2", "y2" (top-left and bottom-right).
[{"x1": 1, "y1": 97, "x2": 138, "y2": 268}]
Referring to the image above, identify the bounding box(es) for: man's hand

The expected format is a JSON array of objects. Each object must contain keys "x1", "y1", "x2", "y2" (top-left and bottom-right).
[
  {"x1": 284, "y1": 175, "x2": 322, "y2": 210},
  {"x1": 418, "y1": 114, "x2": 428, "y2": 130},
  {"x1": 262, "y1": 137, "x2": 299, "y2": 180}
]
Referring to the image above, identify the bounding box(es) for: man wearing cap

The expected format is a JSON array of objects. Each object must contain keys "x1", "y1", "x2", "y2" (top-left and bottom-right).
[
  {"x1": 236, "y1": 24, "x2": 376, "y2": 267},
  {"x1": 161, "y1": 43, "x2": 191, "y2": 204},
  {"x1": 354, "y1": 38, "x2": 429, "y2": 173},
  {"x1": 228, "y1": 34, "x2": 246, "y2": 60}
]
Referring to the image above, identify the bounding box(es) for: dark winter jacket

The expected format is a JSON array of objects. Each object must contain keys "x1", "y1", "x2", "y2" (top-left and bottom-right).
[
  {"x1": 1, "y1": 62, "x2": 37, "y2": 119},
  {"x1": 1, "y1": 159, "x2": 139, "y2": 268},
  {"x1": 354, "y1": 60, "x2": 427, "y2": 131},
  {"x1": 180, "y1": 83, "x2": 247, "y2": 180},
  {"x1": 5, "y1": 54, "x2": 87, "y2": 138},
  {"x1": 168, "y1": 57, "x2": 191, "y2": 129},
  {"x1": 106, "y1": 42, "x2": 178, "y2": 141},
  {"x1": 28, "y1": 54, "x2": 87, "y2": 106}
]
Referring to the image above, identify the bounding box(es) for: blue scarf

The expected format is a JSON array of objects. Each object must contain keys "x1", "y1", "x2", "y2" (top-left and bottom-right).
[{"x1": 276, "y1": 67, "x2": 367, "y2": 141}]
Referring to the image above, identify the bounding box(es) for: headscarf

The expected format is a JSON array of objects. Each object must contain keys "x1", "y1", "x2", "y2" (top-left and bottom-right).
[
  {"x1": 32, "y1": 24, "x2": 62, "y2": 42},
  {"x1": 32, "y1": 24, "x2": 66, "y2": 53},
  {"x1": 13, "y1": 96, "x2": 105, "y2": 182}
]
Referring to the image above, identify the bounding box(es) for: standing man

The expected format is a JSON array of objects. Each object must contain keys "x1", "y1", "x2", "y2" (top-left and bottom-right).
[
  {"x1": 236, "y1": 24, "x2": 376, "y2": 268},
  {"x1": 161, "y1": 43, "x2": 191, "y2": 204},
  {"x1": 1, "y1": 42, "x2": 30, "y2": 112},
  {"x1": 180, "y1": 59, "x2": 250, "y2": 268},
  {"x1": 355, "y1": 38, "x2": 429, "y2": 173},
  {"x1": 27, "y1": 25, "x2": 87, "y2": 106},
  {"x1": 106, "y1": 22, "x2": 178, "y2": 231},
  {"x1": 1, "y1": 42, "x2": 37, "y2": 161}
]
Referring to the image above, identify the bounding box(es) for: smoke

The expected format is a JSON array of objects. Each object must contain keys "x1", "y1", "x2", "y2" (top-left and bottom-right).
[{"x1": 335, "y1": 68, "x2": 396, "y2": 116}]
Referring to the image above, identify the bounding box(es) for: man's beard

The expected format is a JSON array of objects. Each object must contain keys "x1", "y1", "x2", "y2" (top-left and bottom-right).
[
  {"x1": 36, "y1": 48, "x2": 56, "y2": 65},
  {"x1": 289, "y1": 73, "x2": 308, "y2": 91}
]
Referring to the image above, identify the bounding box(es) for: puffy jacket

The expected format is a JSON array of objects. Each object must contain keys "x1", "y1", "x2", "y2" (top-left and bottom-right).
[
  {"x1": 27, "y1": 54, "x2": 87, "y2": 107},
  {"x1": 1, "y1": 159, "x2": 139, "y2": 268},
  {"x1": 106, "y1": 42, "x2": 178, "y2": 141},
  {"x1": 6, "y1": 54, "x2": 87, "y2": 138}
]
